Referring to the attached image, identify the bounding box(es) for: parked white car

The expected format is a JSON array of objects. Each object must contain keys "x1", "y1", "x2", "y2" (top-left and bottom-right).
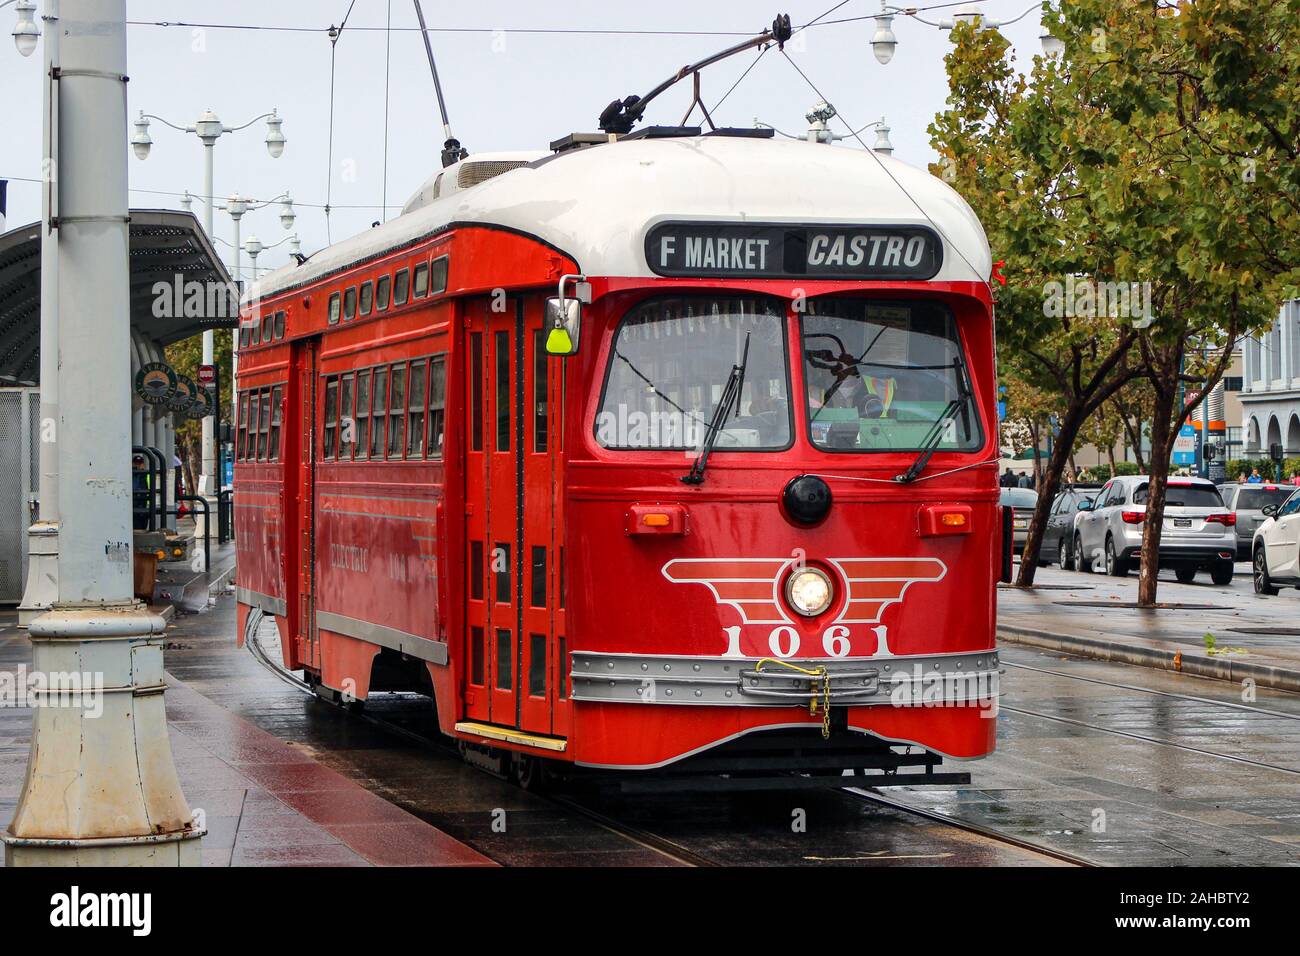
[
  {"x1": 1072, "y1": 475, "x2": 1237, "y2": 584},
  {"x1": 1251, "y1": 487, "x2": 1300, "y2": 595}
]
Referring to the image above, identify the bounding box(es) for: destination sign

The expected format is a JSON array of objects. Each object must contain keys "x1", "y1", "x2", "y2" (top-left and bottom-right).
[{"x1": 645, "y1": 222, "x2": 942, "y2": 280}]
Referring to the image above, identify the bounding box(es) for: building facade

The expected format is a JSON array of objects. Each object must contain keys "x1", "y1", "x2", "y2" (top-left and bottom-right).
[{"x1": 1240, "y1": 300, "x2": 1300, "y2": 458}]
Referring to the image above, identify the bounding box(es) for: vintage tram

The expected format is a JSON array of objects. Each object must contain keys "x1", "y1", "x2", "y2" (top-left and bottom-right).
[{"x1": 234, "y1": 128, "x2": 1000, "y2": 786}]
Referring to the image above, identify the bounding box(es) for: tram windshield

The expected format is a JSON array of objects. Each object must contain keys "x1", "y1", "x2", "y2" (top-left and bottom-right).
[
  {"x1": 801, "y1": 298, "x2": 981, "y2": 453},
  {"x1": 597, "y1": 296, "x2": 790, "y2": 450}
]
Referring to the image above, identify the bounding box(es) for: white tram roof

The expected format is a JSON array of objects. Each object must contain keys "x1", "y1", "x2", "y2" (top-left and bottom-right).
[{"x1": 247, "y1": 136, "x2": 991, "y2": 303}]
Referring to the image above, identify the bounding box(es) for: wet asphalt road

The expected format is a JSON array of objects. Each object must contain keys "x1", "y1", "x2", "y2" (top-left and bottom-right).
[{"x1": 144, "y1": 592, "x2": 1300, "y2": 867}]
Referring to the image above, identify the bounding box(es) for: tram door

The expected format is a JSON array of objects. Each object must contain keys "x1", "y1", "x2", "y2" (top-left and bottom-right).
[
  {"x1": 289, "y1": 337, "x2": 320, "y2": 670},
  {"x1": 463, "y1": 296, "x2": 564, "y2": 735}
]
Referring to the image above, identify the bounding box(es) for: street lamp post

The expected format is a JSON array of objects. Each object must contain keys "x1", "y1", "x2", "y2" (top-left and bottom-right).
[
  {"x1": 243, "y1": 232, "x2": 301, "y2": 281},
  {"x1": 2, "y1": 0, "x2": 203, "y2": 867},
  {"x1": 870, "y1": 1, "x2": 1064, "y2": 64},
  {"x1": 130, "y1": 105, "x2": 286, "y2": 512}
]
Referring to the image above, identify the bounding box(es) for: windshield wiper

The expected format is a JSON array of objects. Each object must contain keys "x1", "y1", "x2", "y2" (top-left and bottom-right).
[
  {"x1": 894, "y1": 354, "x2": 973, "y2": 484},
  {"x1": 682, "y1": 332, "x2": 751, "y2": 485}
]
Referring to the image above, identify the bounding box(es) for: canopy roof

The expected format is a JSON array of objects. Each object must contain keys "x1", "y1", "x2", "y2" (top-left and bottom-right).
[{"x1": 0, "y1": 209, "x2": 236, "y2": 385}]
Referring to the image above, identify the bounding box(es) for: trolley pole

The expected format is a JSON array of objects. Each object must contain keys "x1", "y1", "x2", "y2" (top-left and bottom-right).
[
  {"x1": 17, "y1": 0, "x2": 60, "y2": 626},
  {"x1": 2, "y1": 0, "x2": 203, "y2": 866}
]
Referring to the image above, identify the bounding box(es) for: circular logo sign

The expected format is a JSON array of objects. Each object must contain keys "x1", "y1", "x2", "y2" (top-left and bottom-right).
[
  {"x1": 134, "y1": 362, "x2": 178, "y2": 405},
  {"x1": 186, "y1": 389, "x2": 212, "y2": 421},
  {"x1": 168, "y1": 374, "x2": 198, "y2": 414}
]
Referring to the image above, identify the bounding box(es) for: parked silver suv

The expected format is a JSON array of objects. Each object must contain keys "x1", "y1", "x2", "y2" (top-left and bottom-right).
[{"x1": 1072, "y1": 475, "x2": 1236, "y2": 584}]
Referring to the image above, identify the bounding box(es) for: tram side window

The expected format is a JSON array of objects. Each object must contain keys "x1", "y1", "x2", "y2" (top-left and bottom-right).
[
  {"x1": 354, "y1": 369, "x2": 371, "y2": 459},
  {"x1": 533, "y1": 331, "x2": 548, "y2": 452},
  {"x1": 495, "y1": 330, "x2": 510, "y2": 452},
  {"x1": 240, "y1": 326, "x2": 250, "y2": 349},
  {"x1": 323, "y1": 376, "x2": 339, "y2": 459},
  {"x1": 387, "y1": 363, "x2": 406, "y2": 458},
  {"x1": 246, "y1": 390, "x2": 260, "y2": 460},
  {"x1": 494, "y1": 543, "x2": 511, "y2": 604},
  {"x1": 412, "y1": 262, "x2": 429, "y2": 299},
  {"x1": 251, "y1": 318, "x2": 261, "y2": 346},
  {"x1": 376, "y1": 275, "x2": 391, "y2": 311},
  {"x1": 428, "y1": 355, "x2": 446, "y2": 458},
  {"x1": 496, "y1": 629, "x2": 512, "y2": 691},
  {"x1": 359, "y1": 282, "x2": 373, "y2": 317},
  {"x1": 258, "y1": 389, "x2": 271, "y2": 460},
  {"x1": 274, "y1": 310, "x2": 286, "y2": 340},
  {"x1": 393, "y1": 268, "x2": 410, "y2": 306},
  {"x1": 269, "y1": 385, "x2": 283, "y2": 460},
  {"x1": 429, "y1": 256, "x2": 448, "y2": 296},
  {"x1": 407, "y1": 359, "x2": 426, "y2": 457},
  {"x1": 339, "y1": 373, "x2": 355, "y2": 459},
  {"x1": 528, "y1": 634, "x2": 545, "y2": 697},
  {"x1": 343, "y1": 287, "x2": 357, "y2": 322},
  {"x1": 370, "y1": 367, "x2": 388, "y2": 457},
  {"x1": 328, "y1": 292, "x2": 341, "y2": 325},
  {"x1": 237, "y1": 392, "x2": 249, "y2": 460},
  {"x1": 261, "y1": 312, "x2": 273, "y2": 343},
  {"x1": 470, "y1": 334, "x2": 483, "y2": 452}
]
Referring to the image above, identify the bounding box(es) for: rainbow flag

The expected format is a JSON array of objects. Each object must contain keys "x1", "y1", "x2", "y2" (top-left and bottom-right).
[{"x1": 863, "y1": 375, "x2": 895, "y2": 415}]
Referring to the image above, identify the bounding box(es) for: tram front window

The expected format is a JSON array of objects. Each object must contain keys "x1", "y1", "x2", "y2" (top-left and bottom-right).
[
  {"x1": 801, "y1": 299, "x2": 981, "y2": 452},
  {"x1": 597, "y1": 296, "x2": 790, "y2": 450}
]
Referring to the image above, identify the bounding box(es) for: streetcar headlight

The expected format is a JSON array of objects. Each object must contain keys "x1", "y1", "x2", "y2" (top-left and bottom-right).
[{"x1": 786, "y1": 567, "x2": 833, "y2": 617}]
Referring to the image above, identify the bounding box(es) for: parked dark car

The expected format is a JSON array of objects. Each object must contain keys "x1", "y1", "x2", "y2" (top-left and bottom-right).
[
  {"x1": 999, "y1": 487, "x2": 1039, "y2": 556},
  {"x1": 1218, "y1": 482, "x2": 1297, "y2": 561},
  {"x1": 1041, "y1": 484, "x2": 1104, "y2": 569}
]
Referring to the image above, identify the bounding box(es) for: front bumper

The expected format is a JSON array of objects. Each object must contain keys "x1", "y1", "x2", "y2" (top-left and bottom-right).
[{"x1": 570, "y1": 649, "x2": 1000, "y2": 708}]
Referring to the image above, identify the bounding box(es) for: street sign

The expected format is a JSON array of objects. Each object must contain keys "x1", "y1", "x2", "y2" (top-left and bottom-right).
[
  {"x1": 197, "y1": 364, "x2": 216, "y2": 388},
  {"x1": 1172, "y1": 423, "x2": 1197, "y2": 466}
]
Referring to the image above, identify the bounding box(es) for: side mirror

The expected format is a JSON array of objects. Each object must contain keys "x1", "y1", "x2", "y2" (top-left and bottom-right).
[
  {"x1": 544, "y1": 274, "x2": 591, "y2": 356},
  {"x1": 1262, "y1": 504, "x2": 1278, "y2": 517},
  {"x1": 1076, "y1": 499, "x2": 1093, "y2": 512}
]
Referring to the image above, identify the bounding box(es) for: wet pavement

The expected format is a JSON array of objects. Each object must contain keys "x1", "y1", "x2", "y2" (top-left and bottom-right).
[
  {"x1": 0, "y1": 605, "x2": 491, "y2": 868},
  {"x1": 2, "y1": 585, "x2": 1297, "y2": 866},
  {"x1": 999, "y1": 562, "x2": 1300, "y2": 692}
]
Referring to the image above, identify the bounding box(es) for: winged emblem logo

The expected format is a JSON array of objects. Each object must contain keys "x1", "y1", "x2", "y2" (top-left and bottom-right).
[{"x1": 661, "y1": 556, "x2": 946, "y2": 627}]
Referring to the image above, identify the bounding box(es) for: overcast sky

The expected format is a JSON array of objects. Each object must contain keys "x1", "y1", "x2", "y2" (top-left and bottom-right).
[{"x1": 1, "y1": 1, "x2": 1047, "y2": 278}]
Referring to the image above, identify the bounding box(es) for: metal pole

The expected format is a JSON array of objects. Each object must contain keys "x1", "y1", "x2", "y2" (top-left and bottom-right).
[
  {"x1": 3, "y1": 0, "x2": 203, "y2": 866},
  {"x1": 18, "y1": 0, "x2": 60, "y2": 626},
  {"x1": 200, "y1": 140, "x2": 215, "y2": 501}
]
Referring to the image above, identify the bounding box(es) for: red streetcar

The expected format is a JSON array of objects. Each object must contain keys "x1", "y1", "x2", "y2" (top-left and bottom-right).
[{"x1": 234, "y1": 124, "x2": 1001, "y2": 788}]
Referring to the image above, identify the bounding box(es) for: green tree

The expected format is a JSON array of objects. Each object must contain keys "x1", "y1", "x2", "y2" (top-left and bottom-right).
[
  {"x1": 930, "y1": 17, "x2": 1141, "y2": 586},
  {"x1": 164, "y1": 329, "x2": 234, "y2": 492},
  {"x1": 1045, "y1": 0, "x2": 1291, "y2": 604}
]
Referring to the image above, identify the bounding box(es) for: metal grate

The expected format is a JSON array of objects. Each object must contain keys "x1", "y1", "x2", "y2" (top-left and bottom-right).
[{"x1": 456, "y1": 160, "x2": 527, "y2": 189}]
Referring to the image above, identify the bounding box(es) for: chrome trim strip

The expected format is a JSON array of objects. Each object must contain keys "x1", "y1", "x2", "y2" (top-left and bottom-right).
[
  {"x1": 236, "y1": 586, "x2": 287, "y2": 617},
  {"x1": 315, "y1": 610, "x2": 448, "y2": 666},
  {"x1": 570, "y1": 649, "x2": 999, "y2": 707}
]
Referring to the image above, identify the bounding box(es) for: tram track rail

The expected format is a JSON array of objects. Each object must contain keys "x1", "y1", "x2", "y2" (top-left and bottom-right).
[
  {"x1": 245, "y1": 619, "x2": 1091, "y2": 867},
  {"x1": 245, "y1": 620, "x2": 713, "y2": 867},
  {"x1": 996, "y1": 653, "x2": 1300, "y2": 777},
  {"x1": 843, "y1": 787, "x2": 1094, "y2": 867},
  {"x1": 1001, "y1": 658, "x2": 1300, "y2": 721}
]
